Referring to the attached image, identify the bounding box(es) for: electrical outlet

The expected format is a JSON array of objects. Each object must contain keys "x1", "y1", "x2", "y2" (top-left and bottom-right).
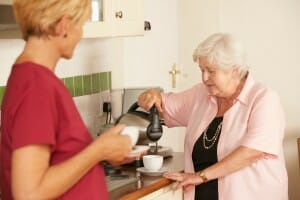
[{"x1": 103, "y1": 102, "x2": 111, "y2": 112}]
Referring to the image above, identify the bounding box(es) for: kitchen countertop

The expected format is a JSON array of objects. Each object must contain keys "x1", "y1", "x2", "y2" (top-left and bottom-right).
[{"x1": 109, "y1": 152, "x2": 184, "y2": 200}]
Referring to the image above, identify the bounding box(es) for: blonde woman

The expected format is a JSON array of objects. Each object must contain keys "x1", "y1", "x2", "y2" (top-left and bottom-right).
[
  {"x1": 0, "y1": 0, "x2": 133, "y2": 199},
  {"x1": 138, "y1": 33, "x2": 288, "y2": 200}
]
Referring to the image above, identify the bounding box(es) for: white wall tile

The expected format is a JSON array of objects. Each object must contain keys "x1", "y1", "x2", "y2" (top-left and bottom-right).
[{"x1": 0, "y1": 39, "x2": 24, "y2": 85}]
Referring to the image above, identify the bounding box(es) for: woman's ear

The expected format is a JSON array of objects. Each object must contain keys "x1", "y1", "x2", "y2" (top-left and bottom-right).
[{"x1": 55, "y1": 15, "x2": 70, "y2": 38}]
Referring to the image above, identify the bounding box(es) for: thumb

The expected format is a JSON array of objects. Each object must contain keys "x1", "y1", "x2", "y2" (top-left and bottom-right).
[
  {"x1": 184, "y1": 185, "x2": 194, "y2": 193},
  {"x1": 107, "y1": 124, "x2": 125, "y2": 135},
  {"x1": 155, "y1": 102, "x2": 163, "y2": 113},
  {"x1": 175, "y1": 179, "x2": 190, "y2": 190}
]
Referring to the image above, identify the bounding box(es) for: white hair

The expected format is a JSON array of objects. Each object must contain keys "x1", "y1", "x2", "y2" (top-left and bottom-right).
[{"x1": 193, "y1": 33, "x2": 248, "y2": 77}]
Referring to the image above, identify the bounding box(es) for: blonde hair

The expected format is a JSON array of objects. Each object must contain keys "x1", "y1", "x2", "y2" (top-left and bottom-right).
[
  {"x1": 193, "y1": 33, "x2": 248, "y2": 77},
  {"x1": 13, "y1": 0, "x2": 91, "y2": 41}
]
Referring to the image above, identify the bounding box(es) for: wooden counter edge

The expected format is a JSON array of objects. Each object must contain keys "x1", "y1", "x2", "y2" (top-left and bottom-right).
[{"x1": 119, "y1": 177, "x2": 174, "y2": 200}]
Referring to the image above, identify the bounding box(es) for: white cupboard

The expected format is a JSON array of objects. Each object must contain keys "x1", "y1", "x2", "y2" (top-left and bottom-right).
[
  {"x1": 0, "y1": 0, "x2": 12, "y2": 5},
  {"x1": 0, "y1": 0, "x2": 144, "y2": 39},
  {"x1": 139, "y1": 183, "x2": 183, "y2": 200},
  {"x1": 111, "y1": 0, "x2": 144, "y2": 37}
]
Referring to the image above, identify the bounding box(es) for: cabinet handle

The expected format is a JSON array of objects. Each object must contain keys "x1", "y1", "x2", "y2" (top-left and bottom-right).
[{"x1": 115, "y1": 11, "x2": 123, "y2": 18}]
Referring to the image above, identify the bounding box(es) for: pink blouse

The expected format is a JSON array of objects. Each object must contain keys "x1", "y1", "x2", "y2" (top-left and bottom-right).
[{"x1": 161, "y1": 74, "x2": 288, "y2": 200}]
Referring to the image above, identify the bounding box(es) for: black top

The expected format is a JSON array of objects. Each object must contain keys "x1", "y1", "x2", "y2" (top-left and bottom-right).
[{"x1": 192, "y1": 117, "x2": 223, "y2": 200}]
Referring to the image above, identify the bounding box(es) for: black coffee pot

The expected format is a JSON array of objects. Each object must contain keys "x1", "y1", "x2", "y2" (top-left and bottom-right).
[{"x1": 115, "y1": 102, "x2": 164, "y2": 143}]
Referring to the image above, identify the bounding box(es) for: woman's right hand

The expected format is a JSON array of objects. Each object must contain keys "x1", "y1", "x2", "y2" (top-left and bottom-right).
[
  {"x1": 96, "y1": 124, "x2": 131, "y2": 163},
  {"x1": 138, "y1": 89, "x2": 163, "y2": 112}
]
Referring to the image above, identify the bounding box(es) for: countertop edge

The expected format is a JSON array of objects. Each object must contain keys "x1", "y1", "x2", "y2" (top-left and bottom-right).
[{"x1": 119, "y1": 177, "x2": 174, "y2": 200}]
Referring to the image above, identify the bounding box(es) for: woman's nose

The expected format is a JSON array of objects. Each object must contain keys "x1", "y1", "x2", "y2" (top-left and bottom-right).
[{"x1": 202, "y1": 71, "x2": 209, "y2": 82}]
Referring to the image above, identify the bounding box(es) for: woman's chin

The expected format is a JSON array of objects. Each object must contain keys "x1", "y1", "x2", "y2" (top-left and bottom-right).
[{"x1": 206, "y1": 87, "x2": 218, "y2": 95}]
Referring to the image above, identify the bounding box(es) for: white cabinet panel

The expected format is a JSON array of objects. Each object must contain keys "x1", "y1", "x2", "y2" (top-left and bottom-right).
[
  {"x1": 0, "y1": 0, "x2": 143, "y2": 38},
  {"x1": 0, "y1": 0, "x2": 12, "y2": 5},
  {"x1": 84, "y1": 0, "x2": 144, "y2": 38},
  {"x1": 111, "y1": 0, "x2": 144, "y2": 37},
  {"x1": 139, "y1": 183, "x2": 183, "y2": 200},
  {"x1": 83, "y1": 0, "x2": 112, "y2": 38}
]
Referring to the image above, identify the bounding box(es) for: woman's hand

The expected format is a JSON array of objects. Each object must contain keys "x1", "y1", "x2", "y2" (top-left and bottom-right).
[
  {"x1": 163, "y1": 172, "x2": 203, "y2": 192},
  {"x1": 138, "y1": 89, "x2": 163, "y2": 112},
  {"x1": 108, "y1": 147, "x2": 148, "y2": 166},
  {"x1": 96, "y1": 124, "x2": 131, "y2": 163}
]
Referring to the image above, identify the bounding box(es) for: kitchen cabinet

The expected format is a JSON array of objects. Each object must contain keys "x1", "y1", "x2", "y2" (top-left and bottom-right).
[
  {"x1": 139, "y1": 183, "x2": 183, "y2": 200},
  {"x1": 0, "y1": 0, "x2": 144, "y2": 39},
  {"x1": 0, "y1": 0, "x2": 21, "y2": 39},
  {"x1": 83, "y1": 0, "x2": 112, "y2": 38},
  {"x1": 0, "y1": 0, "x2": 12, "y2": 5},
  {"x1": 111, "y1": 0, "x2": 144, "y2": 37},
  {"x1": 84, "y1": 0, "x2": 144, "y2": 38}
]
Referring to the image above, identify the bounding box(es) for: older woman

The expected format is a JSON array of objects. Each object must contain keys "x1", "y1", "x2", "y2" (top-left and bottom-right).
[
  {"x1": 0, "y1": 0, "x2": 133, "y2": 199},
  {"x1": 138, "y1": 33, "x2": 288, "y2": 200}
]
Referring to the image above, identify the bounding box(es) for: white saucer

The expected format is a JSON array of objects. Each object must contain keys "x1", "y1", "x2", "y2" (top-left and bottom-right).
[
  {"x1": 128, "y1": 145, "x2": 150, "y2": 157},
  {"x1": 136, "y1": 167, "x2": 167, "y2": 176}
]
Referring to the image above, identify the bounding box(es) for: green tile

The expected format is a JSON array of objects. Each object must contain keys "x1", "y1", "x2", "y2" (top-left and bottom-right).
[
  {"x1": 83, "y1": 75, "x2": 92, "y2": 95},
  {"x1": 100, "y1": 72, "x2": 110, "y2": 91},
  {"x1": 74, "y1": 76, "x2": 83, "y2": 97},
  {"x1": 92, "y1": 73, "x2": 100, "y2": 93},
  {"x1": 65, "y1": 77, "x2": 75, "y2": 97},
  {"x1": 108, "y1": 71, "x2": 112, "y2": 90},
  {"x1": 60, "y1": 78, "x2": 65, "y2": 84},
  {"x1": 0, "y1": 86, "x2": 6, "y2": 107}
]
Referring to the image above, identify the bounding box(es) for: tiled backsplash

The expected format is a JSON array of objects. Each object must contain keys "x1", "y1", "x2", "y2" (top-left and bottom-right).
[
  {"x1": 0, "y1": 86, "x2": 5, "y2": 107},
  {"x1": 62, "y1": 71, "x2": 111, "y2": 97},
  {"x1": 0, "y1": 71, "x2": 111, "y2": 106}
]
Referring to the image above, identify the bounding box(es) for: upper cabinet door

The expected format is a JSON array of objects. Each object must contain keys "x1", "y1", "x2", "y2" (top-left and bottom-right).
[
  {"x1": 111, "y1": 0, "x2": 144, "y2": 37},
  {"x1": 84, "y1": 0, "x2": 144, "y2": 38},
  {"x1": 0, "y1": 0, "x2": 13, "y2": 5},
  {"x1": 83, "y1": 0, "x2": 112, "y2": 38},
  {"x1": 0, "y1": 0, "x2": 144, "y2": 39},
  {"x1": 0, "y1": 1, "x2": 21, "y2": 39}
]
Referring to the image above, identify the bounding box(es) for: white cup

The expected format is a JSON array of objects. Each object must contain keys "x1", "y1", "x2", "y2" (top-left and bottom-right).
[
  {"x1": 120, "y1": 126, "x2": 139, "y2": 147},
  {"x1": 143, "y1": 155, "x2": 163, "y2": 171}
]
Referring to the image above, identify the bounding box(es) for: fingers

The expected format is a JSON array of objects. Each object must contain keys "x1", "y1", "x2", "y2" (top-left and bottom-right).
[
  {"x1": 108, "y1": 155, "x2": 136, "y2": 166},
  {"x1": 173, "y1": 179, "x2": 196, "y2": 192},
  {"x1": 176, "y1": 179, "x2": 190, "y2": 190},
  {"x1": 138, "y1": 89, "x2": 163, "y2": 111},
  {"x1": 155, "y1": 102, "x2": 163, "y2": 113},
  {"x1": 183, "y1": 185, "x2": 194, "y2": 193},
  {"x1": 163, "y1": 172, "x2": 184, "y2": 181},
  {"x1": 107, "y1": 124, "x2": 125, "y2": 134},
  {"x1": 96, "y1": 125, "x2": 131, "y2": 162},
  {"x1": 164, "y1": 172, "x2": 199, "y2": 192}
]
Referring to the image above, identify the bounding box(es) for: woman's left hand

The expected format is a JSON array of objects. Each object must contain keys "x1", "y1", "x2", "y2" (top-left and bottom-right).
[
  {"x1": 108, "y1": 148, "x2": 148, "y2": 166},
  {"x1": 108, "y1": 156, "x2": 136, "y2": 166},
  {"x1": 163, "y1": 172, "x2": 202, "y2": 192}
]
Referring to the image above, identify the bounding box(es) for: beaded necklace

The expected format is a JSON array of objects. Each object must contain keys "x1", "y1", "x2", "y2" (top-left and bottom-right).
[{"x1": 202, "y1": 121, "x2": 223, "y2": 149}]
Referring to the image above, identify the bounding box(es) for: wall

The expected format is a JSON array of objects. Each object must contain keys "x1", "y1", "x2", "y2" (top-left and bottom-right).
[
  {"x1": 179, "y1": 0, "x2": 300, "y2": 199},
  {"x1": 121, "y1": 0, "x2": 184, "y2": 152},
  {"x1": 178, "y1": 0, "x2": 221, "y2": 91},
  {"x1": 0, "y1": 38, "x2": 123, "y2": 137}
]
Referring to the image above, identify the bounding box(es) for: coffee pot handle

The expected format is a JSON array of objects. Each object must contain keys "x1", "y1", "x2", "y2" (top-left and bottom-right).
[{"x1": 146, "y1": 106, "x2": 163, "y2": 142}]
